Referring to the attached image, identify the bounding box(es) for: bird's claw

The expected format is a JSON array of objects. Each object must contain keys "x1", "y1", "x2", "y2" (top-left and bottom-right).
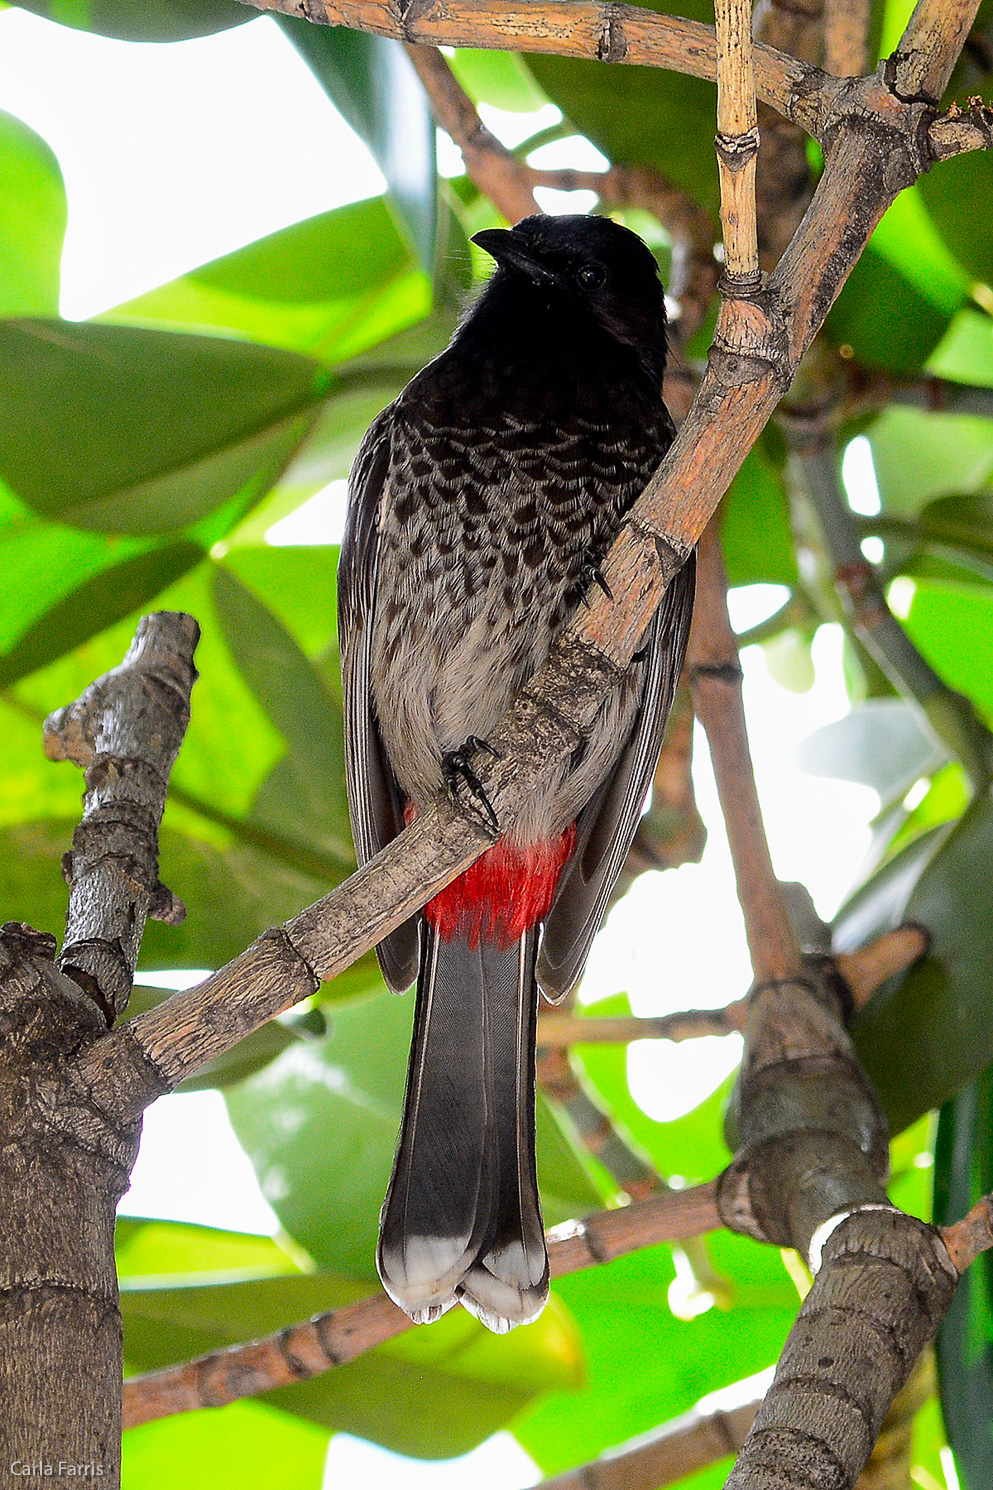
[
  {"x1": 442, "y1": 738, "x2": 500, "y2": 831},
  {"x1": 579, "y1": 556, "x2": 613, "y2": 605}
]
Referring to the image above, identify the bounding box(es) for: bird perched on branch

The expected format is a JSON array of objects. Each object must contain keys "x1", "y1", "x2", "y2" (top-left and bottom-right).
[{"x1": 339, "y1": 213, "x2": 695, "y2": 1333}]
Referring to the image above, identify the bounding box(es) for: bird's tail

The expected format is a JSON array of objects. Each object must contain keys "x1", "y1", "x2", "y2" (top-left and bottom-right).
[{"x1": 377, "y1": 922, "x2": 548, "y2": 1333}]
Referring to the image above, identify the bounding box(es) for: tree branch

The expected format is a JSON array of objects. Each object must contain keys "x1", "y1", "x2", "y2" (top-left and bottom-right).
[
  {"x1": 404, "y1": 43, "x2": 539, "y2": 220},
  {"x1": 44, "y1": 612, "x2": 200, "y2": 1022},
  {"x1": 243, "y1": 0, "x2": 834, "y2": 138},
  {"x1": 121, "y1": 1181, "x2": 720, "y2": 1426},
  {"x1": 537, "y1": 1386, "x2": 762, "y2": 1489},
  {"x1": 689, "y1": 524, "x2": 803, "y2": 983}
]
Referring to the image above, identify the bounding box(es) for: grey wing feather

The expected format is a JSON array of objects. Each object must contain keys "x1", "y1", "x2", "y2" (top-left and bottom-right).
[
  {"x1": 338, "y1": 408, "x2": 420, "y2": 993},
  {"x1": 537, "y1": 554, "x2": 696, "y2": 1002}
]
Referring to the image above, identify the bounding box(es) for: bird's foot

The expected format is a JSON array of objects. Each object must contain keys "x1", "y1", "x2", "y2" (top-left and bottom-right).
[
  {"x1": 579, "y1": 555, "x2": 613, "y2": 605},
  {"x1": 442, "y1": 737, "x2": 501, "y2": 831}
]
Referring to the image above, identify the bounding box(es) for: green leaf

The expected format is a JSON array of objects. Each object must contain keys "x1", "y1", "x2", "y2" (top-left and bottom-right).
[
  {"x1": 0, "y1": 108, "x2": 66, "y2": 317},
  {"x1": 845, "y1": 793, "x2": 993, "y2": 1131},
  {"x1": 15, "y1": 0, "x2": 250, "y2": 42},
  {"x1": 116, "y1": 1218, "x2": 302, "y2": 1282},
  {"x1": 123, "y1": 1400, "x2": 329, "y2": 1490},
  {"x1": 516, "y1": 1236, "x2": 794, "y2": 1475},
  {"x1": 794, "y1": 698, "x2": 944, "y2": 805},
  {"x1": 121, "y1": 1263, "x2": 581, "y2": 1455},
  {"x1": 212, "y1": 567, "x2": 353, "y2": 867},
  {"x1": 827, "y1": 245, "x2": 955, "y2": 375},
  {"x1": 526, "y1": 1, "x2": 719, "y2": 213},
  {"x1": 721, "y1": 442, "x2": 798, "y2": 588},
  {"x1": 868, "y1": 406, "x2": 993, "y2": 517},
  {"x1": 934, "y1": 1067, "x2": 993, "y2": 1490},
  {"x1": 277, "y1": 19, "x2": 438, "y2": 272},
  {"x1": 448, "y1": 49, "x2": 549, "y2": 112},
  {"x1": 102, "y1": 198, "x2": 430, "y2": 365},
  {"x1": 0, "y1": 320, "x2": 331, "y2": 534},
  {"x1": 870, "y1": 185, "x2": 969, "y2": 319},
  {"x1": 0, "y1": 540, "x2": 203, "y2": 686},
  {"x1": 921, "y1": 148, "x2": 993, "y2": 289},
  {"x1": 903, "y1": 578, "x2": 993, "y2": 724}
]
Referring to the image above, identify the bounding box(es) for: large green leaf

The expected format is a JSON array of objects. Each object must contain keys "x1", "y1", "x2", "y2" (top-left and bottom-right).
[
  {"x1": 213, "y1": 567, "x2": 353, "y2": 868},
  {"x1": 123, "y1": 1400, "x2": 329, "y2": 1490},
  {"x1": 14, "y1": 0, "x2": 249, "y2": 41},
  {"x1": 844, "y1": 793, "x2": 993, "y2": 1131},
  {"x1": 934, "y1": 1068, "x2": 993, "y2": 1490},
  {"x1": 102, "y1": 197, "x2": 430, "y2": 365},
  {"x1": 516, "y1": 1233, "x2": 795, "y2": 1476},
  {"x1": 794, "y1": 698, "x2": 945, "y2": 807},
  {"x1": 277, "y1": 19, "x2": 438, "y2": 271},
  {"x1": 121, "y1": 1263, "x2": 582, "y2": 1456},
  {"x1": 868, "y1": 407, "x2": 993, "y2": 517},
  {"x1": 827, "y1": 244, "x2": 955, "y2": 375},
  {"x1": 525, "y1": 0, "x2": 720, "y2": 214},
  {"x1": 920, "y1": 148, "x2": 993, "y2": 289},
  {"x1": 0, "y1": 540, "x2": 203, "y2": 686},
  {"x1": 721, "y1": 440, "x2": 798, "y2": 588},
  {"x1": 902, "y1": 578, "x2": 993, "y2": 724},
  {"x1": 0, "y1": 108, "x2": 66, "y2": 317},
  {"x1": 0, "y1": 321, "x2": 331, "y2": 533}
]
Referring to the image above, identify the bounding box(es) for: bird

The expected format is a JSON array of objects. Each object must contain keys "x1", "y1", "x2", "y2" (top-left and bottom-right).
[{"x1": 338, "y1": 213, "x2": 695, "y2": 1333}]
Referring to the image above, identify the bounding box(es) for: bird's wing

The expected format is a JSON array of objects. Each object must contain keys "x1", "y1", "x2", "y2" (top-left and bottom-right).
[
  {"x1": 537, "y1": 553, "x2": 696, "y2": 1001},
  {"x1": 338, "y1": 407, "x2": 420, "y2": 993}
]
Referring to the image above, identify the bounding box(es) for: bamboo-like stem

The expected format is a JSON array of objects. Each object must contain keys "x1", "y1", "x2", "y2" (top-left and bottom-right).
[
  {"x1": 121, "y1": 1181, "x2": 720, "y2": 1426},
  {"x1": 246, "y1": 0, "x2": 833, "y2": 137},
  {"x1": 714, "y1": 0, "x2": 761, "y2": 289},
  {"x1": 824, "y1": 0, "x2": 871, "y2": 77},
  {"x1": 689, "y1": 523, "x2": 803, "y2": 982}
]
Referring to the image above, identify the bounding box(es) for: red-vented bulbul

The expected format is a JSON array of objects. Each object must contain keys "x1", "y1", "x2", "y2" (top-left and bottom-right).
[{"x1": 338, "y1": 214, "x2": 695, "y2": 1332}]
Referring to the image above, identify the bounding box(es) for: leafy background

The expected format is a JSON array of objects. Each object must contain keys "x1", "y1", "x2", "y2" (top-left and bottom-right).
[{"x1": 0, "y1": 0, "x2": 992, "y2": 1484}]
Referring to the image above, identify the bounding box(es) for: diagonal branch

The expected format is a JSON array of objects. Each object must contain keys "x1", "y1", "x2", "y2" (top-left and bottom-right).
[
  {"x1": 121, "y1": 1181, "x2": 720, "y2": 1426},
  {"x1": 404, "y1": 43, "x2": 540, "y2": 220},
  {"x1": 688, "y1": 522, "x2": 802, "y2": 983},
  {"x1": 245, "y1": 0, "x2": 835, "y2": 137}
]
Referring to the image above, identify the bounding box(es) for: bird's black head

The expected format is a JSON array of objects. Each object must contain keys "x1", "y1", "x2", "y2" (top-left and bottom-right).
[{"x1": 471, "y1": 214, "x2": 668, "y2": 385}]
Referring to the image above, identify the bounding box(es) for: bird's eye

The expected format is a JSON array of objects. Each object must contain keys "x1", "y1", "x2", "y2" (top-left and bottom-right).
[{"x1": 576, "y1": 263, "x2": 606, "y2": 291}]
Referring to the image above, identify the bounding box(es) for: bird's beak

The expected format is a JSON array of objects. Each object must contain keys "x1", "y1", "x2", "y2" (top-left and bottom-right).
[{"x1": 471, "y1": 229, "x2": 558, "y2": 286}]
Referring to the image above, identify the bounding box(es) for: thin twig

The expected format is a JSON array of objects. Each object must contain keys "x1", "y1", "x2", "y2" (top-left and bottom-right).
[
  {"x1": 941, "y1": 1192, "x2": 993, "y2": 1272},
  {"x1": 121, "y1": 1181, "x2": 720, "y2": 1426},
  {"x1": 714, "y1": 0, "x2": 762, "y2": 289},
  {"x1": 404, "y1": 44, "x2": 539, "y2": 221},
  {"x1": 787, "y1": 434, "x2": 993, "y2": 791},
  {"x1": 688, "y1": 524, "x2": 803, "y2": 983},
  {"x1": 537, "y1": 1006, "x2": 746, "y2": 1046},
  {"x1": 537, "y1": 1389, "x2": 763, "y2": 1489}
]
